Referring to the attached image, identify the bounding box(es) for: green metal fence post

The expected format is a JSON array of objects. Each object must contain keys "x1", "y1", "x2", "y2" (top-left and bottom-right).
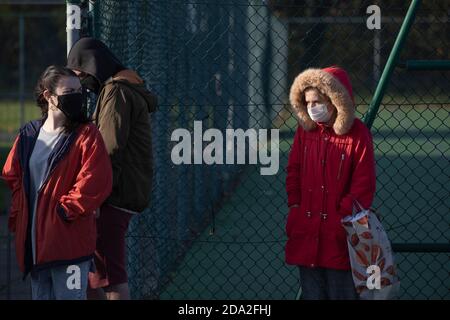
[{"x1": 364, "y1": 0, "x2": 421, "y2": 129}]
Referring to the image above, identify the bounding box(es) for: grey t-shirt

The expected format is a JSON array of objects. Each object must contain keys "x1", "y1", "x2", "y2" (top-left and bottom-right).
[{"x1": 29, "y1": 127, "x2": 63, "y2": 264}]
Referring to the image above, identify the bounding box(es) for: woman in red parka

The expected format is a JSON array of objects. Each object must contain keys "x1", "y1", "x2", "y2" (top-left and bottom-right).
[
  {"x1": 2, "y1": 65, "x2": 112, "y2": 299},
  {"x1": 285, "y1": 66, "x2": 376, "y2": 299}
]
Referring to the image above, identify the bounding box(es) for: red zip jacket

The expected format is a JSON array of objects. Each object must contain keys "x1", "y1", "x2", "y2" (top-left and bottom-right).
[
  {"x1": 2, "y1": 120, "x2": 112, "y2": 275},
  {"x1": 285, "y1": 119, "x2": 376, "y2": 270},
  {"x1": 286, "y1": 66, "x2": 376, "y2": 270}
]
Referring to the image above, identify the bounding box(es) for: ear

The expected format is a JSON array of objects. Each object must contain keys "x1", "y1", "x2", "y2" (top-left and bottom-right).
[
  {"x1": 43, "y1": 89, "x2": 52, "y2": 103},
  {"x1": 43, "y1": 89, "x2": 59, "y2": 108}
]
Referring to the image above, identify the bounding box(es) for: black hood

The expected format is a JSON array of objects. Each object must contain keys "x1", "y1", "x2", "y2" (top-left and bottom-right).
[{"x1": 67, "y1": 37, "x2": 125, "y2": 84}]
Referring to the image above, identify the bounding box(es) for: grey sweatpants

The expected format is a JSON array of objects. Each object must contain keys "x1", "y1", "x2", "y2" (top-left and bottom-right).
[{"x1": 298, "y1": 266, "x2": 358, "y2": 300}]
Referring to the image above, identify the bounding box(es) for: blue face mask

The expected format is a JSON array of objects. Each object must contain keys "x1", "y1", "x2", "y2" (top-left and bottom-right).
[{"x1": 307, "y1": 103, "x2": 331, "y2": 123}]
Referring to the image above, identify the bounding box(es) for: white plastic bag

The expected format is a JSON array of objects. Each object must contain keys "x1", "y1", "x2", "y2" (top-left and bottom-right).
[{"x1": 341, "y1": 200, "x2": 400, "y2": 300}]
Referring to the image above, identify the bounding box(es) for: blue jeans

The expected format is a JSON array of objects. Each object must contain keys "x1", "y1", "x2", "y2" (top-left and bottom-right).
[
  {"x1": 30, "y1": 260, "x2": 92, "y2": 300},
  {"x1": 298, "y1": 266, "x2": 358, "y2": 300}
]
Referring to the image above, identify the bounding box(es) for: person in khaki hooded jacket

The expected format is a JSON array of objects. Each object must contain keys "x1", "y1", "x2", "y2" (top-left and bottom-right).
[{"x1": 67, "y1": 37, "x2": 157, "y2": 300}]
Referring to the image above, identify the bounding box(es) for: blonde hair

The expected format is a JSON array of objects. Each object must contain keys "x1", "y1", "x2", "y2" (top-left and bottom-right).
[{"x1": 302, "y1": 87, "x2": 331, "y2": 105}]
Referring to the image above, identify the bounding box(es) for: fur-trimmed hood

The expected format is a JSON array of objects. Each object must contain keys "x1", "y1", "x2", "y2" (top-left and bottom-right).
[{"x1": 289, "y1": 66, "x2": 355, "y2": 135}]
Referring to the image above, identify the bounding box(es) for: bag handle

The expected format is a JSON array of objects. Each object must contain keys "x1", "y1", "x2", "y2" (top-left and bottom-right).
[{"x1": 352, "y1": 198, "x2": 366, "y2": 217}]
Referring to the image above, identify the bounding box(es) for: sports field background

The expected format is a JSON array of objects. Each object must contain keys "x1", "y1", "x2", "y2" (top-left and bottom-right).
[
  {"x1": 0, "y1": 93, "x2": 448, "y2": 299},
  {"x1": 157, "y1": 102, "x2": 449, "y2": 300},
  {"x1": 1, "y1": 0, "x2": 449, "y2": 300}
]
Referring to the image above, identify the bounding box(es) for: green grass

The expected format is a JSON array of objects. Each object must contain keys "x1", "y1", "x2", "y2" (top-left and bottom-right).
[
  {"x1": 0, "y1": 100, "x2": 40, "y2": 211},
  {"x1": 0, "y1": 100, "x2": 41, "y2": 135}
]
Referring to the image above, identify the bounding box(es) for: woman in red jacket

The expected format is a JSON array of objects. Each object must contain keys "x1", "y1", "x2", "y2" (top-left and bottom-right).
[
  {"x1": 285, "y1": 66, "x2": 376, "y2": 299},
  {"x1": 2, "y1": 65, "x2": 112, "y2": 300}
]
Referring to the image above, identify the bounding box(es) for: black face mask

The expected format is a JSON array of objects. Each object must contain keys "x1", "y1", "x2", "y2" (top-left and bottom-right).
[{"x1": 56, "y1": 92, "x2": 89, "y2": 122}]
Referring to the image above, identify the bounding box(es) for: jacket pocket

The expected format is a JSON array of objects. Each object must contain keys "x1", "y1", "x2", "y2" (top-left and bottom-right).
[
  {"x1": 302, "y1": 145, "x2": 308, "y2": 176},
  {"x1": 323, "y1": 193, "x2": 348, "y2": 251},
  {"x1": 286, "y1": 206, "x2": 301, "y2": 237},
  {"x1": 337, "y1": 153, "x2": 345, "y2": 181},
  {"x1": 286, "y1": 189, "x2": 312, "y2": 238},
  {"x1": 286, "y1": 206, "x2": 299, "y2": 237}
]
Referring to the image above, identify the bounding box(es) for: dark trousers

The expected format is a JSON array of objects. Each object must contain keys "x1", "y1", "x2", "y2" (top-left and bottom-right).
[{"x1": 298, "y1": 266, "x2": 358, "y2": 300}]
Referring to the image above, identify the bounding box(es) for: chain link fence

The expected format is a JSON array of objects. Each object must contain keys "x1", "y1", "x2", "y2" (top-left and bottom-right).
[
  {"x1": 87, "y1": 0, "x2": 449, "y2": 300},
  {"x1": 1, "y1": 0, "x2": 449, "y2": 299}
]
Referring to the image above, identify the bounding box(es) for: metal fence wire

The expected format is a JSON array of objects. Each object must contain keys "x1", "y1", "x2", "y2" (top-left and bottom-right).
[{"x1": 79, "y1": 0, "x2": 450, "y2": 299}]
